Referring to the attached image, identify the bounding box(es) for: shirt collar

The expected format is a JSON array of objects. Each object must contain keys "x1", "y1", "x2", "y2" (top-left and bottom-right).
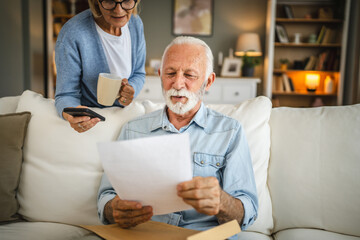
[
  {"x1": 190, "y1": 102, "x2": 207, "y2": 129},
  {"x1": 149, "y1": 102, "x2": 207, "y2": 132}
]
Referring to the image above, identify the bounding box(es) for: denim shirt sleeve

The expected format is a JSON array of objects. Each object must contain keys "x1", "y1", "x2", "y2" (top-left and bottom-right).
[
  {"x1": 222, "y1": 124, "x2": 258, "y2": 230},
  {"x1": 97, "y1": 124, "x2": 129, "y2": 224},
  {"x1": 97, "y1": 174, "x2": 117, "y2": 224}
]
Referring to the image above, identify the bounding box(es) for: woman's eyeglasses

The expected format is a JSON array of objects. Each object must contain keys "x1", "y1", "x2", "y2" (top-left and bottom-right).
[{"x1": 99, "y1": 0, "x2": 137, "y2": 11}]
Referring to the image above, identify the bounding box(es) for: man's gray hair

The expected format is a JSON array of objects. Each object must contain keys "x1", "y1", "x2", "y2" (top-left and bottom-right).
[{"x1": 160, "y1": 36, "x2": 214, "y2": 79}]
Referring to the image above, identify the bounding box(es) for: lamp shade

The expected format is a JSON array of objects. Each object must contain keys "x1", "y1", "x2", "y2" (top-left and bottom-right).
[
  {"x1": 305, "y1": 73, "x2": 320, "y2": 92},
  {"x1": 235, "y1": 33, "x2": 262, "y2": 57}
]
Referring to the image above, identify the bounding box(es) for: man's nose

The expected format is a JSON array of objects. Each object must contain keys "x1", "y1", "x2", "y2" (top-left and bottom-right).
[{"x1": 172, "y1": 74, "x2": 186, "y2": 90}]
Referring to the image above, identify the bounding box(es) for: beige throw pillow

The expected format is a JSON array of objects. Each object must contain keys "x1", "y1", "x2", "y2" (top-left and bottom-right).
[{"x1": 0, "y1": 112, "x2": 31, "y2": 223}]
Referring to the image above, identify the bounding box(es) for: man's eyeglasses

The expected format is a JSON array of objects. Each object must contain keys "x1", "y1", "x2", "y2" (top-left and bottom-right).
[{"x1": 99, "y1": 0, "x2": 137, "y2": 11}]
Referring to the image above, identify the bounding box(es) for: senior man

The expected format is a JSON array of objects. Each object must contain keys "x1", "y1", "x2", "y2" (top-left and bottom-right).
[{"x1": 97, "y1": 36, "x2": 258, "y2": 236}]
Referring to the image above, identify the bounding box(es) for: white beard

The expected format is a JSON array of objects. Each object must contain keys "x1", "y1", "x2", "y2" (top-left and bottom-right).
[{"x1": 163, "y1": 86, "x2": 205, "y2": 115}]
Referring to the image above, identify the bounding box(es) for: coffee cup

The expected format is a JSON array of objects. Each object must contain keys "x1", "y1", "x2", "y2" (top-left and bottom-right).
[{"x1": 97, "y1": 73, "x2": 122, "y2": 106}]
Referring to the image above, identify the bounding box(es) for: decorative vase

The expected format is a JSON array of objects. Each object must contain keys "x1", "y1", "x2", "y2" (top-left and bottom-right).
[
  {"x1": 242, "y1": 66, "x2": 254, "y2": 77},
  {"x1": 280, "y1": 64, "x2": 288, "y2": 71}
]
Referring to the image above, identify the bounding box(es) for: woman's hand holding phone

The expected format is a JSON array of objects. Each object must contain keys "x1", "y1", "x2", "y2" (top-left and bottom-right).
[{"x1": 62, "y1": 106, "x2": 101, "y2": 133}]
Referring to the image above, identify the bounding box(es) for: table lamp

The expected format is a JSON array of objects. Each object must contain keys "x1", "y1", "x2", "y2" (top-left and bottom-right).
[
  {"x1": 305, "y1": 73, "x2": 320, "y2": 92},
  {"x1": 235, "y1": 33, "x2": 262, "y2": 57}
]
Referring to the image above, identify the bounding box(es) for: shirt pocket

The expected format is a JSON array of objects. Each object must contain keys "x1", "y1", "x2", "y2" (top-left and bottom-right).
[{"x1": 193, "y1": 153, "x2": 225, "y2": 182}]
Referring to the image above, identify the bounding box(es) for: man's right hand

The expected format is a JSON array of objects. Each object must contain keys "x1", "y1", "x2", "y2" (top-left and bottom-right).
[{"x1": 105, "y1": 196, "x2": 153, "y2": 228}]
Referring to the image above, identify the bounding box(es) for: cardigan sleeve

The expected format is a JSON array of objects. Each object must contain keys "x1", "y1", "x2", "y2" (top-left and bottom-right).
[
  {"x1": 127, "y1": 15, "x2": 146, "y2": 98},
  {"x1": 54, "y1": 39, "x2": 82, "y2": 118}
]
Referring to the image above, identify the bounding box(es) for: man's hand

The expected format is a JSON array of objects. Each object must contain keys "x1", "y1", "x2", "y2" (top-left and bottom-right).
[
  {"x1": 105, "y1": 196, "x2": 153, "y2": 228},
  {"x1": 118, "y1": 79, "x2": 134, "y2": 106},
  {"x1": 62, "y1": 105, "x2": 100, "y2": 133},
  {"x1": 177, "y1": 176, "x2": 245, "y2": 225},
  {"x1": 177, "y1": 176, "x2": 221, "y2": 215}
]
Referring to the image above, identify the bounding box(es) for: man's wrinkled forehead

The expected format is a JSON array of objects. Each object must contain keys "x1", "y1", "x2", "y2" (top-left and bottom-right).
[{"x1": 163, "y1": 44, "x2": 206, "y2": 68}]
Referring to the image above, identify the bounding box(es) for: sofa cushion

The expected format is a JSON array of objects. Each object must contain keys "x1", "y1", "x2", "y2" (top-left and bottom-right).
[
  {"x1": 274, "y1": 229, "x2": 360, "y2": 240},
  {"x1": 0, "y1": 112, "x2": 31, "y2": 223},
  {"x1": 238, "y1": 231, "x2": 273, "y2": 240},
  {"x1": 0, "y1": 222, "x2": 101, "y2": 240},
  {"x1": 143, "y1": 96, "x2": 273, "y2": 235},
  {"x1": 269, "y1": 104, "x2": 360, "y2": 237},
  {"x1": 15, "y1": 90, "x2": 145, "y2": 225}
]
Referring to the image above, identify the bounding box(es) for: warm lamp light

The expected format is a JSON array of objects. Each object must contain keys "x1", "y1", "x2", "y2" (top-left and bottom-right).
[
  {"x1": 235, "y1": 33, "x2": 262, "y2": 57},
  {"x1": 305, "y1": 73, "x2": 320, "y2": 92}
]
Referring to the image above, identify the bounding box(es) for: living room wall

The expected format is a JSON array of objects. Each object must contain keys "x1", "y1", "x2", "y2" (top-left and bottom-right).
[
  {"x1": 0, "y1": 0, "x2": 45, "y2": 98},
  {"x1": 139, "y1": 0, "x2": 267, "y2": 77},
  {"x1": 0, "y1": 0, "x2": 25, "y2": 98}
]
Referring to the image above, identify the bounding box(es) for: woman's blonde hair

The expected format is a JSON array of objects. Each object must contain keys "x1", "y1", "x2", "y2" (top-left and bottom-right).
[{"x1": 88, "y1": 0, "x2": 140, "y2": 18}]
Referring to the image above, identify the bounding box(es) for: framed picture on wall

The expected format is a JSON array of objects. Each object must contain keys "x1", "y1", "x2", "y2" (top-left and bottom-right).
[
  {"x1": 172, "y1": 0, "x2": 214, "y2": 36},
  {"x1": 275, "y1": 24, "x2": 289, "y2": 43},
  {"x1": 221, "y1": 58, "x2": 242, "y2": 77}
]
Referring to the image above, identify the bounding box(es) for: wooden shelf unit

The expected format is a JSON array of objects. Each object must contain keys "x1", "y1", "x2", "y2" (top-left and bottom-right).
[
  {"x1": 273, "y1": 91, "x2": 337, "y2": 97},
  {"x1": 274, "y1": 42, "x2": 341, "y2": 47},
  {"x1": 273, "y1": 69, "x2": 338, "y2": 74},
  {"x1": 264, "y1": 0, "x2": 350, "y2": 107},
  {"x1": 276, "y1": 18, "x2": 343, "y2": 23}
]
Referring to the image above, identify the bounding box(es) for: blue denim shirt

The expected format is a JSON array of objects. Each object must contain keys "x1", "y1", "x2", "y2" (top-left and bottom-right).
[
  {"x1": 97, "y1": 103, "x2": 258, "y2": 238},
  {"x1": 54, "y1": 9, "x2": 146, "y2": 117}
]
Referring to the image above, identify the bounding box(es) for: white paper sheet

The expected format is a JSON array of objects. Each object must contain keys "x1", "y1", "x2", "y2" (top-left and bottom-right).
[{"x1": 98, "y1": 133, "x2": 193, "y2": 215}]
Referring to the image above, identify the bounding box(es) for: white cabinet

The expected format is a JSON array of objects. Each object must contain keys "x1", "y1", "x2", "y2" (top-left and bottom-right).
[{"x1": 137, "y1": 76, "x2": 260, "y2": 104}]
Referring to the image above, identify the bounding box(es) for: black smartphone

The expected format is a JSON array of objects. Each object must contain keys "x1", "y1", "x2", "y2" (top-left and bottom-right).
[{"x1": 63, "y1": 108, "x2": 105, "y2": 121}]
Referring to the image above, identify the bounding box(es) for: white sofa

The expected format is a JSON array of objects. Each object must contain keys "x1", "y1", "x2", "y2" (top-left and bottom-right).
[{"x1": 0, "y1": 90, "x2": 359, "y2": 240}]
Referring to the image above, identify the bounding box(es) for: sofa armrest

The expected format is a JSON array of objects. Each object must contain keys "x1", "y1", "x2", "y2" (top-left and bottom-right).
[{"x1": 0, "y1": 96, "x2": 20, "y2": 114}]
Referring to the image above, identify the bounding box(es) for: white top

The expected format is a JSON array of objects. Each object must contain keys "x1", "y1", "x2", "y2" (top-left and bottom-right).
[{"x1": 95, "y1": 23, "x2": 132, "y2": 79}]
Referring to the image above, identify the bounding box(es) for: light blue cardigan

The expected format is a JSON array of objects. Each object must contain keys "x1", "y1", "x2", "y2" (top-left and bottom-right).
[{"x1": 54, "y1": 9, "x2": 146, "y2": 117}]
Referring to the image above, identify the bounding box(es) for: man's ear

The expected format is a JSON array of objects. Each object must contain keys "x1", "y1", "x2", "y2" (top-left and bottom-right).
[
  {"x1": 158, "y1": 68, "x2": 161, "y2": 76},
  {"x1": 205, "y1": 72, "x2": 216, "y2": 91}
]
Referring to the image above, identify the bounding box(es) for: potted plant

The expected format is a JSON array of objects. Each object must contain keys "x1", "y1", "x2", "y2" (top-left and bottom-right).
[
  {"x1": 241, "y1": 53, "x2": 261, "y2": 77},
  {"x1": 279, "y1": 58, "x2": 289, "y2": 71}
]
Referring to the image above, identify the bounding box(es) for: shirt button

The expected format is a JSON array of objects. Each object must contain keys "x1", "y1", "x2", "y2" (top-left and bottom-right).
[
  {"x1": 200, "y1": 160, "x2": 204, "y2": 164},
  {"x1": 216, "y1": 162, "x2": 220, "y2": 166}
]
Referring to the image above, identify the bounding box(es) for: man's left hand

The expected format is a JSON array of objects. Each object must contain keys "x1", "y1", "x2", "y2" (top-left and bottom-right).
[{"x1": 177, "y1": 176, "x2": 221, "y2": 215}]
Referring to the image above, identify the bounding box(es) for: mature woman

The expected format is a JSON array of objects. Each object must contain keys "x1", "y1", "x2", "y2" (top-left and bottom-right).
[{"x1": 55, "y1": 0, "x2": 145, "y2": 133}]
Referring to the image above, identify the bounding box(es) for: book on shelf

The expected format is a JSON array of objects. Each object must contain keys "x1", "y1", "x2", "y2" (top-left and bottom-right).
[
  {"x1": 334, "y1": 49, "x2": 341, "y2": 70},
  {"x1": 316, "y1": 25, "x2": 327, "y2": 44},
  {"x1": 304, "y1": 55, "x2": 318, "y2": 70},
  {"x1": 273, "y1": 74, "x2": 284, "y2": 92},
  {"x1": 321, "y1": 28, "x2": 336, "y2": 44},
  {"x1": 288, "y1": 77, "x2": 295, "y2": 91},
  {"x1": 283, "y1": 5, "x2": 294, "y2": 18},
  {"x1": 304, "y1": 50, "x2": 339, "y2": 71},
  {"x1": 324, "y1": 50, "x2": 335, "y2": 70},
  {"x1": 315, "y1": 50, "x2": 330, "y2": 70},
  {"x1": 282, "y1": 74, "x2": 292, "y2": 92}
]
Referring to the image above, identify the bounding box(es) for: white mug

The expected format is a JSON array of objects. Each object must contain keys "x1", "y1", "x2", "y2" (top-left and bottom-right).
[{"x1": 97, "y1": 73, "x2": 122, "y2": 106}]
